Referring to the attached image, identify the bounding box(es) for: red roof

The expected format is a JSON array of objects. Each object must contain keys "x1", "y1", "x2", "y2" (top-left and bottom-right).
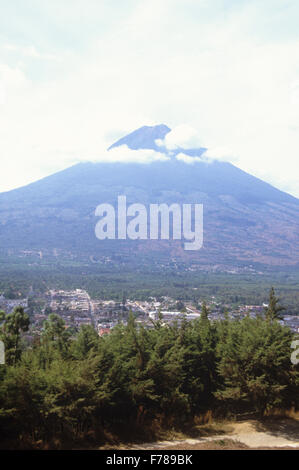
[{"x1": 98, "y1": 328, "x2": 111, "y2": 337}]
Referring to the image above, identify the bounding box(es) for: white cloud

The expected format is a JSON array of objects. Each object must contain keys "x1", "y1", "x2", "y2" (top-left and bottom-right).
[
  {"x1": 202, "y1": 146, "x2": 238, "y2": 163},
  {"x1": 0, "y1": 63, "x2": 28, "y2": 102},
  {"x1": 97, "y1": 145, "x2": 170, "y2": 164},
  {"x1": 175, "y1": 153, "x2": 205, "y2": 164},
  {"x1": 2, "y1": 44, "x2": 60, "y2": 62},
  {"x1": 158, "y1": 125, "x2": 203, "y2": 150},
  {"x1": 0, "y1": 0, "x2": 298, "y2": 197}
]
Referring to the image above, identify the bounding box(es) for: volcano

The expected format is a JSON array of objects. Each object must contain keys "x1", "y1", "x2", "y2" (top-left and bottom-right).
[{"x1": 0, "y1": 124, "x2": 298, "y2": 270}]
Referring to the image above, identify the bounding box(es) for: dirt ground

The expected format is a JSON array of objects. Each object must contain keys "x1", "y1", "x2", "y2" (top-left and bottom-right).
[{"x1": 121, "y1": 417, "x2": 299, "y2": 451}]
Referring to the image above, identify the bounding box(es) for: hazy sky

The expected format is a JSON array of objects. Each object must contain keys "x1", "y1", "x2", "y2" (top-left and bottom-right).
[{"x1": 0, "y1": 0, "x2": 299, "y2": 197}]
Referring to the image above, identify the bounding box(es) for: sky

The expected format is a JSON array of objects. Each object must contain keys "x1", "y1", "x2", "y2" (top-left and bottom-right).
[{"x1": 0, "y1": 0, "x2": 299, "y2": 197}]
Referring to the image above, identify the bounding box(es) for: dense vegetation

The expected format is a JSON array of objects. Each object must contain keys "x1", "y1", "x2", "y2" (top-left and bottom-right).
[{"x1": 0, "y1": 291, "x2": 298, "y2": 449}]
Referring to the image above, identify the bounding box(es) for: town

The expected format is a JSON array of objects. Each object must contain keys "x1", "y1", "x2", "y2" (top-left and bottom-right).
[{"x1": 1, "y1": 288, "x2": 298, "y2": 339}]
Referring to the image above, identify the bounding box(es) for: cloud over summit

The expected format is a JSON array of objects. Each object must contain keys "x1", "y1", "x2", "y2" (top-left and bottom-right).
[
  {"x1": 102, "y1": 145, "x2": 170, "y2": 164},
  {"x1": 157, "y1": 124, "x2": 204, "y2": 150},
  {"x1": 0, "y1": 0, "x2": 298, "y2": 197}
]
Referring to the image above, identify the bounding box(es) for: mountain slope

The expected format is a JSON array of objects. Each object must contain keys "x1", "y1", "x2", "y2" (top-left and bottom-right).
[{"x1": 0, "y1": 125, "x2": 298, "y2": 269}]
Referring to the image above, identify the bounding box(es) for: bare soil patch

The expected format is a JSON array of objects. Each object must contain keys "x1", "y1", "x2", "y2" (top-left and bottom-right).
[{"x1": 122, "y1": 417, "x2": 299, "y2": 451}]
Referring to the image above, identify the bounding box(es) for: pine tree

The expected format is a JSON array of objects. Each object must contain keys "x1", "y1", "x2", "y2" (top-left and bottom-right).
[
  {"x1": 71, "y1": 324, "x2": 99, "y2": 360},
  {"x1": 42, "y1": 313, "x2": 71, "y2": 357},
  {"x1": 264, "y1": 287, "x2": 285, "y2": 322},
  {"x1": 201, "y1": 301, "x2": 210, "y2": 321},
  {"x1": 0, "y1": 306, "x2": 30, "y2": 365},
  {"x1": 215, "y1": 316, "x2": 295, "y2": 415}
]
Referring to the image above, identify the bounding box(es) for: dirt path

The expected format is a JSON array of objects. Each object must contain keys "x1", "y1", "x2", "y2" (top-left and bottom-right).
[{"x1": 127, "y1": 418, "x2": 299, "y2": 450}]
